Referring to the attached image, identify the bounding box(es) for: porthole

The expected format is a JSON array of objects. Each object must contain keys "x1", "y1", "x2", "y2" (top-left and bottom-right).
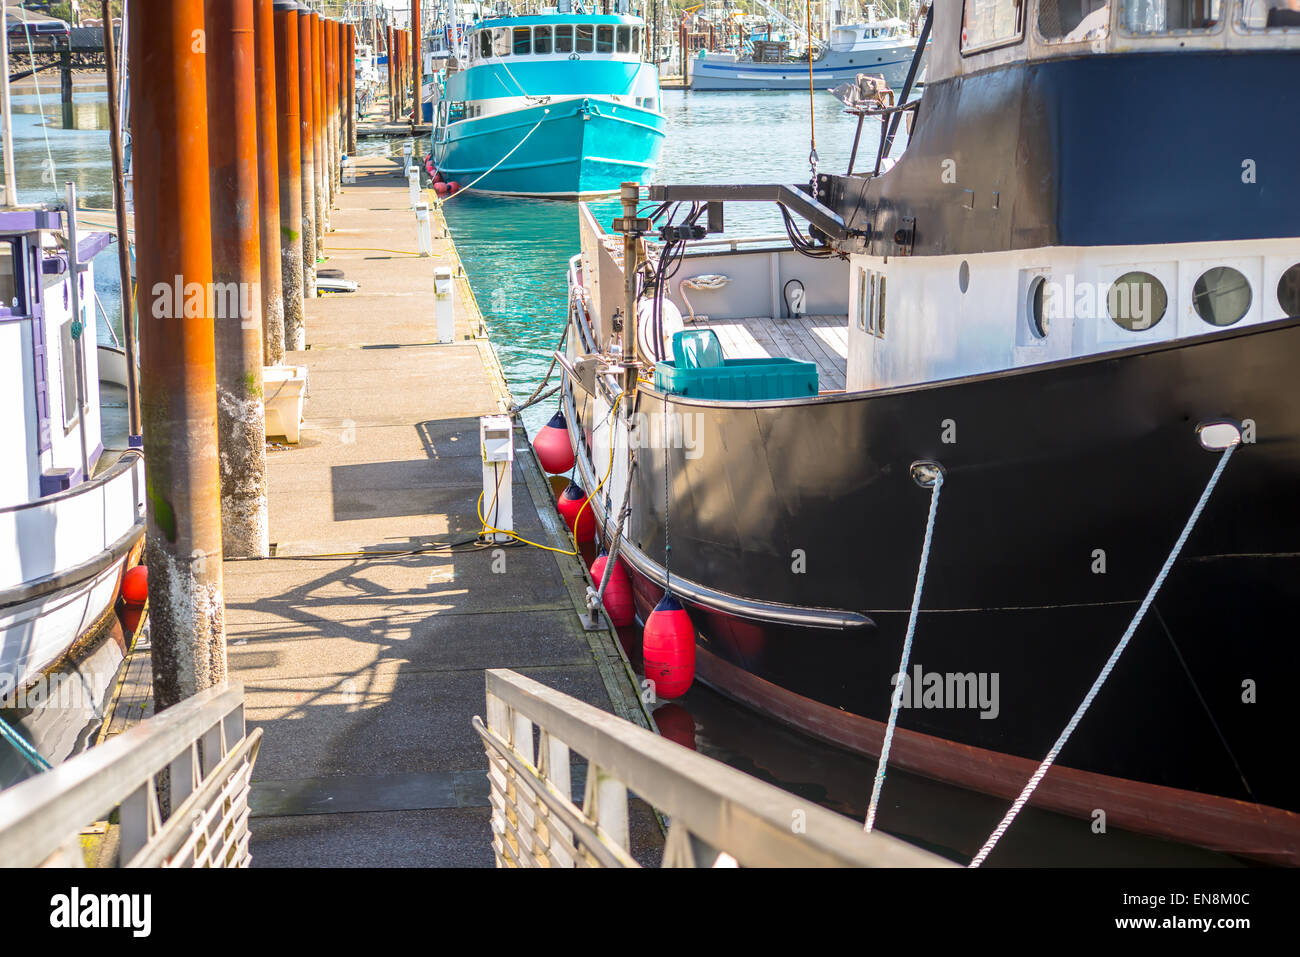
[
  {"x1": 1027, "y1": 275, "x2": 1049, "y2": 339},
  {"x1": 1277, "y1": 263, "x2": 1300, "y2": 317},
  {"x1": 958, "y1": 260, "x2": 970, "y2": 294},
  {"x1": 1106, "y1": 271, "x2": 1167, "y2": 331},
  {"x1": 1193, "y1": 267, "x2": 1251, "y2": 327}
]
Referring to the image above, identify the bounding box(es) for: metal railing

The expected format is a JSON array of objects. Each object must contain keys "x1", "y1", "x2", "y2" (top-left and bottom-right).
[
  {"x1": 474, "y1": 669, "x2": 951, "y2": 867},
  {"x1": 0, "y1": 682, "x2": 260, "y2": 868}
]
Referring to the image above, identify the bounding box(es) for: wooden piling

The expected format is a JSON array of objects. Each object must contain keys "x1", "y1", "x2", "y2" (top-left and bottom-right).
[
  {"x1": 255, "y1": 0, "x2": 285, "y2": 366},
  {"x1": 207, "y1": 0, "x2": 270, "y2": 560},
  {"x1": 129, "y1": 0, "x2": 226, "y2": 709},
  {"x1": 100, "y1": 1, "x2": 140, "y2": 441}
]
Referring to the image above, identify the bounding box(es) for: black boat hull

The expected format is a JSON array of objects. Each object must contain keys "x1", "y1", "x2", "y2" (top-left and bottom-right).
[{"x1": 568, "y1": 315, "x2": 1300, "y2": 862}]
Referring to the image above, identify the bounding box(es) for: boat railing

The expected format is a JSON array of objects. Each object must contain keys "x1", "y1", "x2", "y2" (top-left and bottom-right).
[
  {"x1": 474, "y1": 668, "x2": 950, "y2": 867},
  {"x1": 0, "y1": 682, "x2": 261, "y2": 867}
]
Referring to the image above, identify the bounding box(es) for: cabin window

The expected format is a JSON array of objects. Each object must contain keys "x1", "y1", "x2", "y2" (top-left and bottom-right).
[
  {"x1": 632, "y1": 27, "x2": 641, "y2": 52},
  {"x1": 0, "y1": 240, "x2": 22, "y2": 316},
  {"x1": 577, "y1": 25, "x2": 595, "y2": 52},
  {"x1": 1107, "y1": 271, "x2": 1168, "y2": 331},
  {"x1": 1038, "y1": 0, "x2": 1111, "y2": 40},
  {"x1": 597, "y1": 25, "x2": 615, "y2": 53},
  {"x1": 534, "y1": 25, "x2": 553, "y2": 54},
  {"x1": 876, "y1": 276, "x2": 887, "y2": 337},
  {"x1": 1119, "y1": 0, "x2": 1223, "y2": 32},
  {"x1": 1278, "y1": 263, "x2": 1300, "y2": 316},
  {"x1": 960, "y1": 0, "x2": 1026, "y2": 52},
  {"x1": 513, "y1": 26, "x2": 532, "y2": 55},
  {"x1": 59, "y1": 318, "x2": 81, "y2": 429},
  {"x1": 856, "y1": 269, "x2": 868, "y2": 331},
  {"x1": 493, "y1": 28, "x2": 510, "y2": 57},
  {"x1": 617, "y1": 26, "x2": 632, "y2": 52},
  {"x1": 1192, "y1": 266, "x2": 1251, "y2": 326},
  {"x1": 555, "y1": 25, "x2": 575, "y2": 53},
  {"x1": 479, "y1": 31, "x2": 492, "y2": 58},
  {"x1": 1236, "y1": 0, "x2": 1300, "y2": 28}
]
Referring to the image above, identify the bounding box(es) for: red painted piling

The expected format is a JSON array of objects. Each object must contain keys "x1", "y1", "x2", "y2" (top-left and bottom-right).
[
  {"x1": 274, "y1": 0, "x2": 305, "y2": 348},
  {"x1": 311, "y1": 11, "x2": 326, "y2": 246},
  {"x1": 297, "y1": 5, "x2": 317, "y2": 297},
  {"x1": 411, "y1": 0, "x2": 420, "y2": 125},
  {"x1": 254, "y1": 0, "x2": 284, "y2": 366},
  {"x1": 207, "y1": 0, "x2": 269, "y2": 560},
  {"x1": 129, "y1": 0, "x2": 226, "y2": 708}
]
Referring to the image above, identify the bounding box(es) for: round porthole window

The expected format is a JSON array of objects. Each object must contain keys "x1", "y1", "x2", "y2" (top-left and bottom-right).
[
  {"x1": 1277, "y1": 263, "x2": 1300, "y2": 317},
  {"x1": 1027, "y1": 275, "x2": 1049, "y2": 339},
  {"x1": 1193, "y1": 267, "x2": 1251, "y2": 326},
  {"x1": 1107, "y1": 272, "x2": 1167, "y2": 331},
  {"x1": 958, "y1": 260, "x2": 970, "y2": 294}
]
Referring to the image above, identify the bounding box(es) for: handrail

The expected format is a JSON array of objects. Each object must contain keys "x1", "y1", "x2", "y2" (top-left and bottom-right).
[
  {"x1": 478, "y1": 668, "x2": 950, "y2": 867},
  {"x1": 0, "y1": 682, "x2": 254, "y2": 867}
]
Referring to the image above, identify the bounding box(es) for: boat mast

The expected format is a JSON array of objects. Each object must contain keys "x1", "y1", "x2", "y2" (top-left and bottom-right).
[{"x1": 1, "y1": 0, "x2": 17, "y2": 207}]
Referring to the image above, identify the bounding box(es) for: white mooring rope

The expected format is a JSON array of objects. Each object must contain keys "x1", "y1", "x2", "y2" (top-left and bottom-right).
[
  {"x1": 436, "y1": 110, "x2": 550, "y2": 203},
  {"x1": 969, "y1": 441, "x2": 1238, "y2": 867},
  {"x1": 864, "y1": 469, "x2": 944, "y2": 833}
]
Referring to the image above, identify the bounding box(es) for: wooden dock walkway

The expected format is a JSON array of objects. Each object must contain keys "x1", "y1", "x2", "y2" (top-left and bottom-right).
[{"x1": 206, "y1": 156, "x2": 656, "y2": 866}]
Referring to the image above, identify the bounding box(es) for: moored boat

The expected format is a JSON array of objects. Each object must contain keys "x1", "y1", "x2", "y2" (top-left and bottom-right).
[
  {"x1": 689, "y1": 15, "x2": 926, "y2": 91},
  {"x1": 560, "y1": 0, "x2": 1300, "y2": 864},
  {"x1": 0, "y1": 209, "x2": 145, "y2": 788},
  {"x1": 431, "y1": 3, "x2": 664, "y2": 196}
]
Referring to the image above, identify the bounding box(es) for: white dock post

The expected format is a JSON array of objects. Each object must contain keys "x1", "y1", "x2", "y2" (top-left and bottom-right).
[
  {"x1": 408, "y1": 165, "x2": 420, "y2": 208},
  {"x1": 415, "y1": 202, "x2": 433, "y2": 256},
  {"x1": 434, "y1": 264, "x2": 455, "y2": 343},
  {"x1": 480, "y1": 415, "x2": 514, "y2": 545}
]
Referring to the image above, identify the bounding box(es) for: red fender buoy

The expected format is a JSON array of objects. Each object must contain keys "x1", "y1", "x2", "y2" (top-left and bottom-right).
[
  {"x1": 448, "y1": 181, "x2": 462, "y2": 194},
  {"x1": 642, "y1": 593, "x2": 695, "y2": 699},
  {"x1": 556, "y1": 482, "x2": 596, "y2": 543},
  {"x1": 121, "y1": 564, "x2": 148, "y2": 606},
  {"x1": 431, "y1": 165, "x2": 442, "y2": 183},
  {"x1": 653, "y1": 703, "x2": 697, "y2": 751},
  {"x1": 533, "y1": 410, "x2": 575, "y2": 474},
  {"x1": 433, "y1": 181, "x2": 450, "y2": 195},
  {"x1": 590, "y1": 549, "x2": 635, "y2": 627}
]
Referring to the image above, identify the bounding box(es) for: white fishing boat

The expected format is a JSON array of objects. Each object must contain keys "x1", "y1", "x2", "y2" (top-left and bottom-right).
[
  {"x1": 690, "y1": 9, "x2": 926, "y2": 91},
  {"x1": 0, "y1": 204, "x2": 145, "y2": 788}
]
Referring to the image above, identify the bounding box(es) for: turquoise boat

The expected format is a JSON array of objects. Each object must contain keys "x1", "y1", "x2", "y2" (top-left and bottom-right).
[{"x1": 431, "y1": 8, "x2": 664, "y2": 197}]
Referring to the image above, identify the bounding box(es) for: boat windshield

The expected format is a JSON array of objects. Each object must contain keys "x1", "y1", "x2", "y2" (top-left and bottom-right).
[{"x1": 1119, "y1": 0, "x2": 1222, "y2": 32}]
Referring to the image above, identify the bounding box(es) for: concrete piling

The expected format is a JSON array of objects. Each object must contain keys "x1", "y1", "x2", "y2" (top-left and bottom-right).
[
  {"x1": 255, "y1": 0, "x2": 285, "y2": 366},
  {"x1": 297, "y1": 5, "x2": 317, "y2": 300},
  {"x1": 129, "y1": 0, "x2": 226, "y2": 709},
  {"x1": 207, "y1": 0, "x2": 270, "y2": 561}
]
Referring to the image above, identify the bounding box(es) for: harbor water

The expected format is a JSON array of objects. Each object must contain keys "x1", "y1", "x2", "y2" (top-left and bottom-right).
[{"x1": 5, "y1": 81, "x2": 1242, "y2": 866}]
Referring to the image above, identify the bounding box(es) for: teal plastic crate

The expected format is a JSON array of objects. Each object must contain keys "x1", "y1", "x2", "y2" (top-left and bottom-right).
[{"x1": 654, "y1": 329, "x2": 819, "y2": 400}]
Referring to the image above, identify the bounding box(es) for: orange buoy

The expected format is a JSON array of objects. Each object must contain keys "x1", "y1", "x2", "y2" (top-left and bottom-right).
[
  {"x1": 121, "y1": 564, "x2": 148, "y2": 606},
  {"x1": 642, "y1": 593, "x2": 695, "y2": 699},
  {"x1": 590, "y1": 549, "x2": 635, "y2": 627},
  {"x1": 556, "y1": 482, "x2": 595, "y2": 543},
  {"x1": 533, "y1": 410, "x2": 575, "y2": 474},
  {"x1": 653, "y1": 702, "x2": 697, "y2": 750}
]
